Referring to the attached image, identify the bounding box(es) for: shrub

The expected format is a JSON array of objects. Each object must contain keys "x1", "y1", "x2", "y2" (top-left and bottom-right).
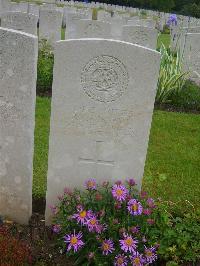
[
  {"x1": 156, "y1": 44, "x2": 188, "y2": 104},
  {"x1": 0, "y1": 225, "x2": 32, "y2": 265},
  {"x1": 51, "y1": 179, "x2": 160, "y2": 265},
  {"x1": 37, "y1": 39, "x2": 54, "y2": 95},
  {"x1": 92, "y1": 8, "x2": 98, "y2": 20}
]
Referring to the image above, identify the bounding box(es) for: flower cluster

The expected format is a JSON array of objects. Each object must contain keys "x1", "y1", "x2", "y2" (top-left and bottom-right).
[
  {"x1": 167, "y1": 14, "x2": 178, "y2": 27},
  {"x1": 51, "y1": 178, "x2": 158, "y2": 265}
]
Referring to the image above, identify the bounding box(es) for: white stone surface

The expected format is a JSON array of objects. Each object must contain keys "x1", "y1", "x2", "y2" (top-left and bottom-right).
[
  {"x1": 98, "y1": 10, "x2": 111, "y2": 22},
  {"x1": 1, "y1": 12, "x2": 38, "y2": 35},
  {"x1": 45, "y1": 38, "x2": 160, "y2": 224},
  {"x1": 184, "y1": 33, "x2": 200, "y2": 84},
  {"x1": 28, "y1": 3, "x2": 39, "y2": 18},
  {"x1": 67, "y1": 19, "x2": 111, "y2": 39},
  {"x1": 122, "y1": 25, "x2": 158, "y2": 49},
  {"x1": 0, "y1": 27, "x2": 38, "y2": 224},
  {"x1": 39, "y1": 9, "x2": 63, "y2": 46}
]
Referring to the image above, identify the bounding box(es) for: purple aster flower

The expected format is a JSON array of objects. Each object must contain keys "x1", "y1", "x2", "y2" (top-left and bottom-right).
[
  {"x1": 52, "y1": 224, "x2": 61, "y2": 233},
  {"x1": 112, "y1": 184, "x2": 128, "y2": 202},
  {"x1": 127, "y1": 178, "x2": 136, "y2": 186},
  {"x1": 119, "y1": 233, "x2": 138, "y2": 253},
  {"x1": 64, "y1": 231, "x2": 84, "y2": 253},
  {"x1": 167, "y1": 14, "x2": 178, "y2": 27},
  {"x1": 130, "y1": 226, "x2": 140, "y2": 234},
  {"x1": 140, "y1": 191, "x2": 148, "y2": 199},
  {"x1": 146, "y1": 198, "x2": 156, "y2": 208},
  {"x1": 144, "y1": 246, "x2": 157, "y2": 263},
  {"x1": 86, "y1": 215, "x2": 101, "y2": 232},
  {"x1": 101, "y1": 239, "x2": 115, "y2": 255},
  {"x1": 130, "y1": 252, "x2": 146, "y2": 266},
  {"x1": 127, "y1": 199, "x2": 143, "y2": 216},
  {"x1": 72, "y1": 207, "x2": 93, "y2": 225},
  {"x1": 147, "y1": 219, "x2": 155, "y2": 225},
  {"x1": 114, "y1": 254, "x2": 128, "y2": 266},
  {"x1": 85, "y1": 178, "x2": 97, "y2": 190}
]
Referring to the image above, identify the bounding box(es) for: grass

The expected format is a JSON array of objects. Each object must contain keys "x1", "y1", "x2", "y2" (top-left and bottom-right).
[
  {"x1": 157, "y1": 33, "x2": 171, "y2": 50},
  {"x1": 33, "y1": 97, "x2": 200, "y2": 213}
]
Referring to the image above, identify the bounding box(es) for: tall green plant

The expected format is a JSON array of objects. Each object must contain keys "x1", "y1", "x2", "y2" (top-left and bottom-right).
[{"x1": 156, "y1": 44, "x2": 188, "y2": 104}]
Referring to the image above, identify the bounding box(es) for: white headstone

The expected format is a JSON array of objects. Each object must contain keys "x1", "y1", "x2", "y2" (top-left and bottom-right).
[
  {"x1": 45, "y1": 38, "x2": 160, "y2": 224},
  {"x1": 67, "y1": 19, "x2": 111, "y2": 39},
  {"x1": 184, "y1": 33, "x2": 200, "y2": 84},
  {"x1": 122, "y1": 25, "x2": 158, "y2": 50},
  {"x1": 1, "y1": 12, "x2": 38, "y2": 35},
  {"x1": 0, "y1": 27, "x2": 38, "y2": 224},
  {"x1": 39, "y1": 9, "x2": 63, "y2": 46}
]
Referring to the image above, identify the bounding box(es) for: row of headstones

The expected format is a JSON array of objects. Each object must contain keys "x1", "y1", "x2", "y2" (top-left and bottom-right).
[
  {"x1": 0, "y1": 26, "x2": 200, "y2": 225},
  {"x1": 0, "y1": 10, "x2": 159, "y2": 49}
]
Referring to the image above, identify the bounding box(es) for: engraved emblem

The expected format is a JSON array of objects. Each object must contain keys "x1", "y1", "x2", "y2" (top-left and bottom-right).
[{"x1": 81, "y1": 55, "x2": 129, "y2": 102}]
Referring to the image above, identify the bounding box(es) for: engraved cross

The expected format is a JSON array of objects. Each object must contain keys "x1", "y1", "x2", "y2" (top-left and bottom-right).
[{"x1": 79, "y1": 141, "x2": 114, "y2": 177}]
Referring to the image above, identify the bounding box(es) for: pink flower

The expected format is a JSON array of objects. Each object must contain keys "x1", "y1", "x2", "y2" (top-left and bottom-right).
[
  {"x1": 147, "y1": 219, "x2": 155, "y2": 225},
  {"x1": 130, "y1": 226, "x2": 140, "y2": 234},
  {"x1": 112, "y1": 184, "x2": 128, "y2": 202},
  {"x1": 52, "y1": 224, "x2": 61, "y2": 233},
  {"x1": 102, "y1": 181, "x2": 109, "y2": 187},
  {"x1": 64, "y1": 231, "x2": 84, "y2": 253},
  {"x1": 64, "y1": 187, "x2": 73, "y2": 196},
  {"x1": 140, "y1": 191, "x2": 148, "y2": 199},
  {"x1": 146, "y1": 198, "x2": 156, "y2": 208},
  {"x1": 127, "y1": 199, "x2": 143, "y2": 216},
  {"x1": 101, "y1": 239, "x2": 115, "y2": 255},
  {"x1": 127, "y1": 178, "x2": 136, "y2": 186},
  {"x1": 130, "y1": 251, "x2": 146, "y2": 266},
  {"x1": 144, "y1": 246, "x2": 157, "y2": 263},
  {"x1": 119, "y1": 233, "x2": 138, "y2": 253},
  {"x1": 143, "y1": 208, "x2": 152, "y2": 215},
  {"x1": 88, "y1": 252, "x2": 95, "y2": 260},
  {"x1": 114, "y1": 254, "x2": 128, "y2": 266},
  {"x1": 49, "y1": 204, "x2": 58, "y2": 215},
  {"x1": 85, "y1": 178, "x2": 97, "y2": 190}
]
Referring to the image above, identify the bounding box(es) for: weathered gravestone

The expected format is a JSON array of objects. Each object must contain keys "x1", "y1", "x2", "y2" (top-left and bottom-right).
[
  {"x1": 68, "y1": 19, "x2": 111, "y2": 39},
  {"x1": 184, "y1": 33, "x2": 200, "y2": 84},
  {"x1": 45, "y1": 39, "x2": 160, "y2": 223},
  {"x1": 39, "y1": 9, "x2": 63, "y2": 46},
  {"x1": 1, "y1": 12, "x2": 38, "y2": 35},
  {"x1": 0, "y1": 27, "x2": 38, "y2": 224},
  {"x1": 122, "y1": 25, "x2": 158, "y2": 50}
]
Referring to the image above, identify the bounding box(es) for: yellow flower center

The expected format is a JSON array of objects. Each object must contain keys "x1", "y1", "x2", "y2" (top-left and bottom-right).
[
  {"x1": 116, "y1": 189, "x2": 123, "y2": 196},
  {"x1": 90, "y1": 218, "x2": 97, "y2": 225},
  {"x1": 146, "y1": 251, "x2": 153, "y2": 257},
  {"x1": 70, "y1": 236, "x2": 78, "y2": 245},
  {"x1": 117, "y1": 258, "x2": 124, "y2": 265},
  {"x1": 103, "y1": 243, "x2": 110, "y2": 251},
  {"x1": 80, "y1": 210, "x2": 87, "y2": 218},
  {"x1": 87, "y1": 181, "x2": 94, "y2": 188},
  {"x1": 125, "y1": 237, "x2": 133, "y2": 246},
  {"x1": 134, "y1": 257, "x2": 140, "y2": 265},
  {"x1": 132, "y1": 204, "x2": 138, "y2": 212}
]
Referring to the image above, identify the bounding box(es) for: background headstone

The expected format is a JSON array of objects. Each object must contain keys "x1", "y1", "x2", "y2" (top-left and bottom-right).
[
  {"x1": 45, "y1": 38, "x2": 160, "y2": 224},
  {"x1": 1, "y1": 12, "x2": 38, "y2": 35},
  {"x1": 0, "y1": 27, "x2": 38, "y2": 224},
  {"x1": 122, "y1": 25, "x2": 158, "y2": 49}
]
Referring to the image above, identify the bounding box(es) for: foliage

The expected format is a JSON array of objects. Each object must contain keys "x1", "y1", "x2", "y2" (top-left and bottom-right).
[
  {"x1": 153, "y1": 202, "x2": 200, "y2": 264},
  {"x1": 0, "y1": 225, "x2": 32, "y2": 265},
  {"x1": 170, "y1": 80, "x2": 200, "y2": 111},
  {"x1": 181, "y1": 3, "x2": 200, "y2": 18},
  {"x1": 51, "y1": 179, "x2": 159, "y2": 265},
  {"x1": 37, "y1": 39, "x2": 54, "y2": 95},
  {"x1": 156, "y1": 44, "x2": 188, "y2": 104}
]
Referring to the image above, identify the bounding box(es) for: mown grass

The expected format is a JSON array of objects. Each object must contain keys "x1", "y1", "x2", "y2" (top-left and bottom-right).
[{"x1": 33, "y1": 97, "x2": 200, "y2": 213}]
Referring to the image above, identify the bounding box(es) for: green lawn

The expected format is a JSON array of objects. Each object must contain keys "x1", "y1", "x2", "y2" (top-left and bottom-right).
[{"x1": 33, "y1": 97, "x2": 200, "y2": 212}]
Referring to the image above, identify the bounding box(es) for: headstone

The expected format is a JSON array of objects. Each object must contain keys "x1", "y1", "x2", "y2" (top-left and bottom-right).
[
  {"x1": 39, "y1": 9, "x2": 63, "y2": 46},
  {"x1": 45, "y1": 38, "x2": 160, "y2": 224},
  {"x1": 67, "y1": 19, "x2": 111, "y2": 39},
  {"x1": 122, "y1": 25, "x2": 158, "y2": 50},
  {"x1": 0, "y1": 27, "x2": 38, "y2": 224},
  {"x1": 184, "y1": 33, "x2": 200, "y2": 84},
  {"x1": 28, "y1": 3, "x2": 39, "y2": 19},
  {"x1": 1, "y1": 12, "x2": 38, "y2": 35},
  {"x1": 98, "y1": 10, "x2": 111, "y2": 22}
]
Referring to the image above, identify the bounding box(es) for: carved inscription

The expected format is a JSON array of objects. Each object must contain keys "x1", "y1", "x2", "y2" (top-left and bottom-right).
[{"x1": 81, "y1": 55, "x2": 129, "y2": 102}]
